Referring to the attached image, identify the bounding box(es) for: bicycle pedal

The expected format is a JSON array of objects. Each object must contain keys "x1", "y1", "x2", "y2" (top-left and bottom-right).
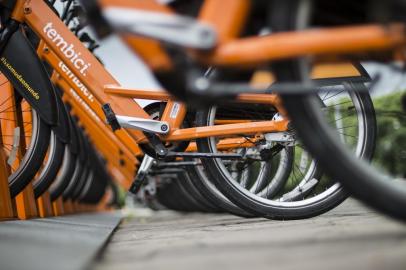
[
  {"x1": 129, "y1": 171, "x2": 148, "y2": 194},
  {"x1": 129, "y1": 155, "x2": 156, "y2": 194}
]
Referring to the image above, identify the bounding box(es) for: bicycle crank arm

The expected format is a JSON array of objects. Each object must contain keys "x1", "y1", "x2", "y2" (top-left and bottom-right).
[
  {"x1": 103, "y1": 8, "x2": 217, "y2": 49},
  {"x1": 102, "y1": 103, "x2": 169, "y2": 134},
  {"x1": 116, "y1": 115, "x2": 170, "y2": 134}
]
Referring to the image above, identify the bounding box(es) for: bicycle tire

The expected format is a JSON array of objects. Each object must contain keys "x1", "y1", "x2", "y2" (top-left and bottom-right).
[
  {"x1": 49, "y1": 145, "x2": 77, "y2": 201},
  {"x1": 281, "y1": 90, "x2": 406, "y2": 220},
  {"x1": 156, "y1": 176, "x2": 202, "y2": 212},
  {"x1": 7, "y1": 108, "x2": 51, "y2": 197},
  {"x1": 185, "y1": 164, "x2": 255, "y2": 217},
  {"x1": 174, "y1": 171, "x2": 223, "y2": 213},
  {"x1": 194, "y1": 1, "x2": 376, "y2": 219},
  {"x1": 33, "y1": 131, "x2": 65, "y2": 198}
]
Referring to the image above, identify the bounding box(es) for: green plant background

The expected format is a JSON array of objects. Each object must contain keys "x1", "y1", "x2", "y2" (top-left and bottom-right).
[{"x1": 372, "y1": 91, "x2": 406, "y2": 178}]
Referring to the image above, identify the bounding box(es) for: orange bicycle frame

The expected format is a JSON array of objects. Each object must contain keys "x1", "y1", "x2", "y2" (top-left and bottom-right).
[
  {"x1": 13, "y1": 0, "x2": 289, "y2": 145},
  {"x1": 9, "y1": 0, "x2": 366, "y2": 164},
  {"x1": 98, "y1": 0, "x2": 406, "y2": 69}
]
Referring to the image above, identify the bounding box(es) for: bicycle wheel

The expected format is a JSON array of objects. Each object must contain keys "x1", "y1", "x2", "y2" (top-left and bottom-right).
[
  {"x1": 281, "y1": 88, "x2": 406, "y2": 220},
  {"x1": 195, "y1": 83, "x2": 376, "y2": 219},
  {"x1": 156, "y1": 175, "x2": 207, "y2": 212},
  {"x1": 264, "y1": 1, "x2": 406, "y2": 220},
  {"x1": 33, "y1": 131, "x2": 65, "y2": 198},
  {"x1": 49, "y1": 144, "x2": 77, "y2": 201},
  {"x1": 0, "y1": 79, "x2": 51, "y2": 197},
  {"x1": 185, "y1": 161, "x2": 256, "y2": 217},
  {"x1": 270, "y1": 0, "x2": 406, "y2": 220}
]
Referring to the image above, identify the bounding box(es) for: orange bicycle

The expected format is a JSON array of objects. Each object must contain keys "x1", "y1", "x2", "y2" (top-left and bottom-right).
[
  {"x1": 78, "y1": 0, "x2": 406, "y2": 220},
  {"x1": 0, "y1": 0, "x2": 378, "y2": 219}
]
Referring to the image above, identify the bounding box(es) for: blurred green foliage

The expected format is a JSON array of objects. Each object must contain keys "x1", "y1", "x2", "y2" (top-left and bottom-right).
[
  {"x1": 373, "y1": 91, "x2": 406, "y2": 177},
  {"x1": 280, "y1": 90, "x2": 406, "y2": 195},
  {"x1": 234, "y1": 91, "x2": 406, "y2": 198}
]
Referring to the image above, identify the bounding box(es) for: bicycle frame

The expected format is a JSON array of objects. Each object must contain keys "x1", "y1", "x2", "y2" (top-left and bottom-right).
[
  {"x1": 8, "y1": 0, "x2": 366, "y2": 162},
  {"x1": 56, "y1": 76, "x2": 136, "y2": 186},
  {"x1": 99, "y1": 0, "x2": 406, "y2": 69},
  {"x1": 44, "y1": 40, "x2": 364, "y2": 150},
  {"x1": 10, "y1": 0, "x2": 288, "y2": 143}
]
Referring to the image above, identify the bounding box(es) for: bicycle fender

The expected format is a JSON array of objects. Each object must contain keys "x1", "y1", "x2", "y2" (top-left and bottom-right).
[
  {"x1": 0, "y1": 29, "x2": 58, "y2": 125},
  {"x1": 63, "y1": 102, "x2": 79, "y2": 154},
  {"x1": 52, "y1": 92, "x2": 71, "y2": 144}
]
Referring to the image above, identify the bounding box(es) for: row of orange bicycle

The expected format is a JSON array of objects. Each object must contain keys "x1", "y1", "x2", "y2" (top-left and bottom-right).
[{"x1": 1, "y1": 0, "x2": 406, "y2": 221}]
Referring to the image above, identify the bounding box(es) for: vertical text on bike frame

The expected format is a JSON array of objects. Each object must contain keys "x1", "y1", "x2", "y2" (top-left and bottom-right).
[
  {"x1": 44, "y1": 23, "x2": 91, "y2": 76},
  {"x1": 59, "y1": 61, "x2": 95, "y2": 102}
]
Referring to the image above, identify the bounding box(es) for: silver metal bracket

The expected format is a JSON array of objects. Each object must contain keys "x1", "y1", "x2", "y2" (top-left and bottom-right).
[
  {"x1": 116, "y1": 115, "x2": 170, "y2": 134},
  {"x1": 7, "y1": 127, "x2": 20, "y2": 166},
  {"x1": 103, "y1": 7, "x2": 217, "y2": 49},
  {"x1": 265, "y1": 132, "x2": 295, "y2": 146}
]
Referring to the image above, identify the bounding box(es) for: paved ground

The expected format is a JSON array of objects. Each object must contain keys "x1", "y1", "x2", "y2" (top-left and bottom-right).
[
  {"x1": 0, "y1": 212, "x2": 121, "y2": 270},
  {"x1": 92, "y1": 200, "x2": 406, "y2": 270}
]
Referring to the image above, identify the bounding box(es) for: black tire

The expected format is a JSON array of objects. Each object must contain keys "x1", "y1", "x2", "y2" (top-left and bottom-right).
[
  {"x1": 79, "y1": 169, "x2": 107, "y2": 204},
  {"x1": 173, "y1": 172, "x2": 222, "y2": 213},
  {"x1": 268, "y1": 0, "x2": 405, "y2": 222},
  {"x1": 281, "y1": 90, "x2": 406, "y2": 221},
  {"x1": 59, "y1": 157, "x2": 85, "y2": 200},
  {"x1": 33, "y1": 132, "x2": 65, "y2": 198},
  {"x1": 7, "y1": 108, "x2": 51, "y2": 197},
  {"x1": 156, "y1": 177, "x2": 200, "y2": 212},
  {"x1": 49, "y1": 145, "x2": 77, "y2": 201},
  {"x1": 185, "y1": 164, "x2": 255, "y2": 217},
  {"x1": 79, "y1": 150, "x2": 109, "y2": 204},
  {"x1": 196, "y1": 110, "x2": 336, "y2": 218},
  {"x1": 70, "y1": 163, "x2": 90, "y2": 201},
  {"x1": 64, "y1": 127, "x2": 89, "y2": 201}
]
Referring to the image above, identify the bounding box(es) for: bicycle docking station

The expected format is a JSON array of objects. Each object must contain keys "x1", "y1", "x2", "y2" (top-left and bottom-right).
[
  {"x1": 0, "y1": 148, "x2": 14, "y2": 220},
  {"x1": 37, "y1": 192, "x2": 54, "y2": 218},
  {"x1": 0, "y1": 133, "x2": 38, "y2": 220},
  {"x1": 0, "y1": 147, "x2": 43, "y2": 220},
  {"x1": 15, "y1": 183, "x2": 38, "y2": 220}
]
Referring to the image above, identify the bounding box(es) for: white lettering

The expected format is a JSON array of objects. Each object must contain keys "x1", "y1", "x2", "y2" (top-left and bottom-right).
[
  {"x1": 59, "y1": 61, "x2": 94, "y2": 103},
  {"x1": 69, "y1": 88, "x2": 101, "y2": 122},
  {"x1": 44, "y1": 22, "x2": 91, "y2": 76}
]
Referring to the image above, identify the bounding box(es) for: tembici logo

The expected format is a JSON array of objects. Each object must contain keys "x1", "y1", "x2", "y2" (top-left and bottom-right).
[{"x1": 44, "y1": 23, "x2": 91, "y2": 76}]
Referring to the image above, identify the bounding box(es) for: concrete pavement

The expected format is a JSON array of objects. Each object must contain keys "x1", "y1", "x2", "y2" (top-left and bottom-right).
[{"x1": 92, "y1": 200, "x2": 406, "y2": 270}]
